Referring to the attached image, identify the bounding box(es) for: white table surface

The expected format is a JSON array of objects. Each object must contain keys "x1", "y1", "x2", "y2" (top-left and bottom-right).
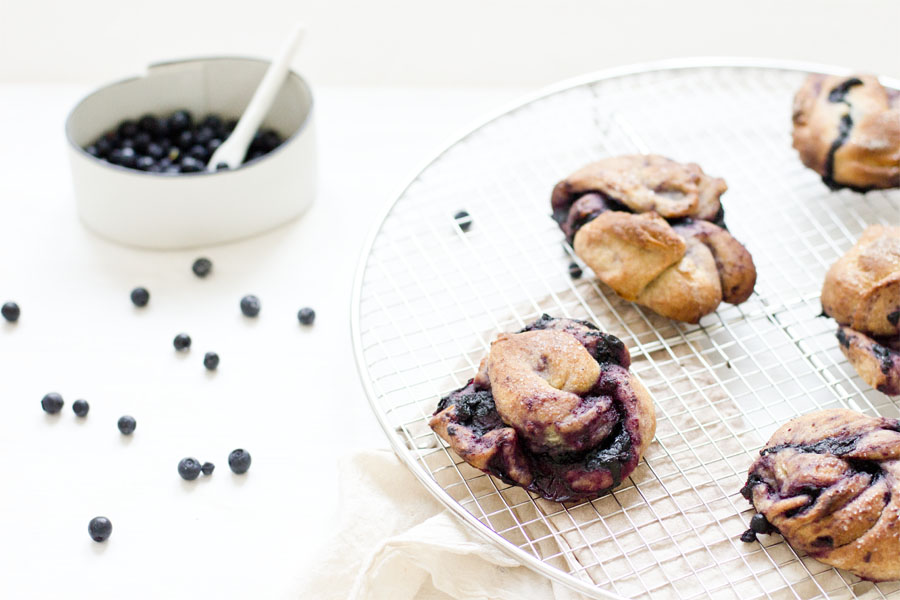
[{"x1": 0, "y1": 84, "x2": 524, "y2": 599}]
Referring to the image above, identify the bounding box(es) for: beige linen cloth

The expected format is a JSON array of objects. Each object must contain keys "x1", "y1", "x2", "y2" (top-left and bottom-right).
[{"x1": 296, "y1": 449, "x2": 587, "y2": 600}]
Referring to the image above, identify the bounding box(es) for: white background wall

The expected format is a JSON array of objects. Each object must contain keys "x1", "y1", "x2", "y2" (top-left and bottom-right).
[{"x1": 2, "y1": 0, "x2": 899, "y2": 86}]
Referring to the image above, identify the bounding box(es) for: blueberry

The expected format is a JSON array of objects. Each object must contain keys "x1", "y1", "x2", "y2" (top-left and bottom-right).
[
  {"x1": 117, "y1": 119, "x2": 139, "y2": 138},
  {"x1": 454, "y1": 210, "x2": 472, "y2": 232},
  {"x1": 194, "y1": 127, "x2": 215, "y2": 146},
  {"x1": 85, "y1": 145, "x2": 99, "y2": 157},
  {"x1": 119, "y1": 138, "x2": 135, "y2": 150},
  {"x1": 138, "y1": 114, "x2": 158, "y2": 134},
  {"x1": 146, "y1": 164, "x2": 163, "y2": 173},
  {"x1": 228, "y1": 449, "x2": 251, "y2": 474},
  {"x1": 41, "y1": 392, "x2": 64, "y2": 414},
  {"x1": 130, "y1": 287, "x2": 150, "y2": 307},
  {"x1": 146, "y1": 142, "x2": 165, "y2": 160},
  {"x1": 173, "y1": 333, "x2": 191, "y2": 351},
  {"x1": 568, "y1": 262, "x2": 583, "y2": 279},
  {"x1": 72, "y1": 399, "x2": 90, "y2": 417},
  {"x1": 201, "y1": 462, "x2": 215, "y2": 476},
  {"x1": 178, "y1": 457, "x2": 202, "y2": 481},
  {"x1": 187, "y1": 144, "x2": 209, "y2": 163},
  {"x1": 88, "y1": 516, "x2": 112, "y2": 542},
  {"x1": 133, "y1": 132, "x2": 152, "y2": 153},
  {"x1": 224, "y1": 119, "x2": 237, "y2": 134},
  {"x1": 215, "y1": 162, "x2": 229, "y2": 171},
  {"x1": 259, "y1": 130, "x2": 281, "y2": 152},
  {"x1": 164, "y1": 165, "x2": 181, "y2": 174},
  {"x1": 117, "y1": 415, "x2": 136, "y2": 435},
  {"x1": 169, "y1": 110, "x2": 192, "y2": 133},
  {"x1": 135, "y1": 156, "x2": 155, "y2": 171},
  {"x1": 115, "y1": 147, "x2": 137, "y2": 169},
  {"x1": 2, "y1": 301, "x2": 20, "y2": 322},
  {"x1": 740, "y1": 529, "x2": 757, "y2": 543},
  {"x1": 297, "y1": 307, "x2": 315, "y2": 325},
  {"x1": 176, "y1": 130, "x2": 194, "y2": 150},
  {"x1": 245, "y1": 150, "x2": 264, "y2": 162},
  {"x1": 203, "y1": 352, "x2": 219, "y2": 370},
  {"x1": 201, "y1": 114, "x2": 223, "y2": 132},
  {"x1": 207, "y1": 139, "x2": 222, "y2": 153},
  {"x1": 191, "y1": 257, "x2": 212, "y2": 278},
  {"x1": 240, "y1": 295, "x2": 260, "y2": 317},
  {"x1": 95, "y1": 138, "x2": 112, "y2": 157},
  {"x1": 749, "y1": 513, "x2": 773, "y2": 534},
  {"x1": 179, "y1": 156, "x2": 204, "y2": 173}
]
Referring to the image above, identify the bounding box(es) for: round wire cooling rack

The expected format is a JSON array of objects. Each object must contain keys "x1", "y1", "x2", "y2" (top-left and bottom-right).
[{"x1": 350, "y1": 59, "x2": 900, "y2": 600}]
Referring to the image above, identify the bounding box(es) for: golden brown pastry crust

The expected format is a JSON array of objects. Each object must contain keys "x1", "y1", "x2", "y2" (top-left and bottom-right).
[
  {"x1": 742, "y1": 409, "x2": 900, "y2": 581},
  {"x1": 552, "y1": 155, "x2": 756, "y2": 323},
  {"x1": 429, "y1": 315, "x2": 656, "y2": 502},
  {"x1": 792, "y1": 74, "x2": 900, "y2": 190},
  {"x1": 822, "y1": 225, "x2": 900, "y2": 394}
]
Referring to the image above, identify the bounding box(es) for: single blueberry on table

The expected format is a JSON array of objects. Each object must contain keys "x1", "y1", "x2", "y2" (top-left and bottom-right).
[
  {"x1": 201, "y1": 462, "x2": 215, "y2": 476},
  {"x1": 240, "y1": 295, "x2": 261, "y2": 317},
  {"x1": 228, "y1": 449, "x2": 251, "y2": 474},
  {"x1": 749, "y1": 513, "x2": 773, "y2": 535},
  {"x1": 41, "y1": 392, "x2": 64, "y2": 414},
  {"x1": 297, "y1": 307, "x2": 316, "y2": 326},
  {"x1": 740, "y1": 529, "x2": 757, "y2": 543},
  {"x1": 203, "y1": 352, "x2": 219, "y2": 371},
  {"x1": 2, "y1": 301, "x2": 20, "y2": 322},
  {"x1": 178, "y1": 457, "x2": 202, "y2": 481},
  {"x1": 72, "y1": 399, "x2": 90, "y2": 417},
  {"x1": 117, "y1": 415, "x2": 136, "y2": 435},
  {"x1": 191, "y1": 257, "x2": 212, "y2": 278},
  {"x1": 173, "y1": 333, "x2": 192, "y2": 351},
  {"x1": 88, "y1": 516, "x2": 112, "y2": 542},
  {"x1": 454, "y1": 210, "x2": 472, "y2": 232}
]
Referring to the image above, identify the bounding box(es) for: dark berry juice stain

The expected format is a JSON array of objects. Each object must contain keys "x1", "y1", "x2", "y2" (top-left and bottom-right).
[{"x1": 822, "y1": 78, "x2": 864, "y2": 189}]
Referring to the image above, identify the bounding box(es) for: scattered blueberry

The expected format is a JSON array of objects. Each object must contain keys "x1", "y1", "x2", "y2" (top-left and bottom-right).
[
  {"x1": 130, "y1": 287, "x2": 150, "y2": 307},
  {"x1": 297, "y1": 307, "x2": 316, "y2": 325},
  {"x1": 454, "y1": 210, "x2": 472, "y2": 232},
  {"x1": 203, "y1": 352, "x2": 219, "y2": 371},
  {"x1": 72, "y1": 399, "x2": 90, "y2": 417},
  {"x1": 88, "y1": 516, "x2": 112, "y2": 542},
  {"x1": 568, "y1": 262, "x2": 583, "y2": 279},
  {"x1": 749, "y1": 513, "x2": 773, "y2": 534},
  {"x1": 2, "y1": 301, "x2": 20, "y2": 322},
  {"x1": 740, "y1": 529, "x2": 757, "y2": 543},
  {"x1": 41, "y1": 392, "x2": 64, "y2": 414},
  {"x1": 173, "y1": 333, "x2": 192, "y2": 351},
  {"x1": 201, "y1": 462, "x2": 215, "y2": 476},
  {"x1": 192, "y1": 258, "x2": 212, "y2": 278},
  {"x1": 228, "y1": 449, "x2": 251, "y2": 474},
  {"x1": 240, "y1": 295, "x2": 260, "y2": 317},
  {"x1": 117, "y1": 415, "x2": 136, "y2": 435},
  {"x1": 178, "y1": 457, "x2": 202, "y2": 481}
]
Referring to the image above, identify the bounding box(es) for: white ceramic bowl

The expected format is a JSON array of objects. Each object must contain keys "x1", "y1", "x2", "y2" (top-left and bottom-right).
[{"x1": 66, "y1": 57, "x2": 316, "y2": 249}]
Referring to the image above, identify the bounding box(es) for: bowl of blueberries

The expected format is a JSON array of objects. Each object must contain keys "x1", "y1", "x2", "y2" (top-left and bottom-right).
[{"x1": 66, "y1": 57, "x2": 316, "y2": 249}]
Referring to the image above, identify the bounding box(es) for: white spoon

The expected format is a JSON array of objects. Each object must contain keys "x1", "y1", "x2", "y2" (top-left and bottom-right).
[{"x1": 208, "y1": 24, "x2": 306, "y2": 171}]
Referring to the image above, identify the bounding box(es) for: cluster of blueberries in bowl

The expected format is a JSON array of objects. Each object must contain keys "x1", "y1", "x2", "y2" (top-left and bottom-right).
[{"x1": 83, "y1": 110, "x2": 284, "y2": 174}]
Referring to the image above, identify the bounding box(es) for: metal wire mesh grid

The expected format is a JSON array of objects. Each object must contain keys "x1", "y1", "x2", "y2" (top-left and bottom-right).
[{"x1": 351, "y1": 62, "x2": 900, "y2": 599}]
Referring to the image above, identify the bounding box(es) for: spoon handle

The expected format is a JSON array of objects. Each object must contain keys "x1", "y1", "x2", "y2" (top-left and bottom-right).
[{"x1": 209, "y1": 24, "x2": 306, "y2": 170}]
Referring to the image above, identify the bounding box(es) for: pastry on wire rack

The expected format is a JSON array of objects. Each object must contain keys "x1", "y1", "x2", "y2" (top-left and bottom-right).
[
  {"x1": 551, "y1": 154, "x2": 757, "y2": 323},
  {"x1": 741, "y1": 408, "x2": 900, "y2": 581},
  {"x1": 429, "y1": 315, "x2": 656, "y2": 502},
  {"x1": 792, "y1": 74, "x2": 900, "y2": 191},
  {"x1": 821, "y1": 225, "x2": 900, "y2": 395}
]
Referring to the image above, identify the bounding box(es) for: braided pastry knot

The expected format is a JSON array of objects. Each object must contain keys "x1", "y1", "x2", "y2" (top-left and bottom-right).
[
  {"x1": 742, "y1": 409, "x2": 900, "y2": 581},
  {"x1": 822, "y1": 225, "x2": 900, "y2": 395},
  {"x1": 551, "y1": 155, "x2": 757, "y2": 324},
  {"x1": 429, "y1": 315, "x2": 656, "y2": 502}
]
